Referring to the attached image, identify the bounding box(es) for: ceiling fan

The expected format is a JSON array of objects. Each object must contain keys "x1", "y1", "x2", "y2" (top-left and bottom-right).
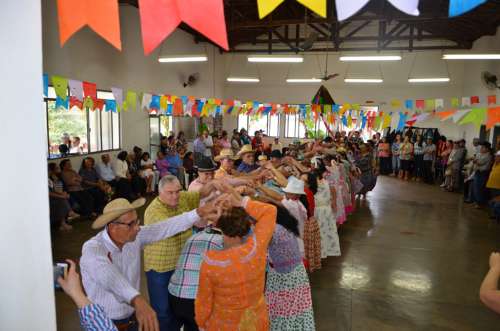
[{"x1": 320, "y1": 52, "x2": 339, "y2": 81}]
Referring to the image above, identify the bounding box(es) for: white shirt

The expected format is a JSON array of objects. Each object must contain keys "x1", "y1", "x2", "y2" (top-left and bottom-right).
[
  {"x1": 112, "y1": 159, "x2": 128, "y2": 178},
  {"x1": 97, "y1": 162, "x2": 116, "y2": 182},
  {"x1": 80, "y1": 210, "x2": 201, "y2": 320},
  {"x1": 203, "y1": 135, "x2": 213, "y2": 157},
  {"x1": 281, "y1": 198, "x2": 307, "y2": 254}
]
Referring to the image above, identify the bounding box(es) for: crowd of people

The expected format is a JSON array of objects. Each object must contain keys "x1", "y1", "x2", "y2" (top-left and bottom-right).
[
  {"x1": 51, "y1": 125, "x2": 500, "y2": 331},
  {"x1": 51, "y1": 127, "x2": 386, "y2": 331}
]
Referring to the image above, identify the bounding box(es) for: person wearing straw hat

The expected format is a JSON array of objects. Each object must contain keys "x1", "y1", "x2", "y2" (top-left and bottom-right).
[
  {"x1": 281, "y1": 176, "x2": 308, "y2": 255},
  {"x1": 257, "y1": 154, "x2": 268, "y2": 167},
  {"x1": 214, "y1": 149, "x2": 238, "y2": 179},
  {"x1": 237, "y1": 144, "x2": 259, "y2": 174},
  {"x1": 188, "y1": 158, "x2": 216, "y2": 192},
  {"x1": 80, "y1": 197, "x2": 219, "y2": 331}
]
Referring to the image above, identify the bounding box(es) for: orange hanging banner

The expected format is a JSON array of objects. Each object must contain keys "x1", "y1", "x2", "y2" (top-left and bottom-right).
[
  {"x1": 138, "y1": 0, "x2": 228, "y2": 55},
  {"x1": 486, "y1": 107, "x2": 500, "y2": 130},
  {"x1": 56, "y1": 0, "x2": 121, "y2": 50}
]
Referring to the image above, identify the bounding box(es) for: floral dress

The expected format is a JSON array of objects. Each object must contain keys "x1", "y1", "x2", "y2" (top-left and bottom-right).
[
  {"x1": 266, "y1": 225, "x2": 316, "y2": 330},
  {"x1": 314, "y1": 181, "x2": 341, "y2": 258},
  {"x1": 326, "y1": 165, "x2": 347, "y2": 225}
]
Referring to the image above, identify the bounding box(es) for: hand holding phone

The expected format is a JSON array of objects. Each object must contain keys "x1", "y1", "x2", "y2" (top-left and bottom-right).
[
  {"x1": 55, "y1": 259, "x2": 91, "y2": 309},
  {"x1": 53, "y1": 262, "x2": 68, "y2": 290}
]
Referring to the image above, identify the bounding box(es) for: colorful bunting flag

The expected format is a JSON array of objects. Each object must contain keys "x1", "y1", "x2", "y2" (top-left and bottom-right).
[
  {"x1": 55, "y1": 96, "x2": 69, "y2": 109},
  {"x1": 258, "y1": 0, "x2": 326, "y2": 19},
  {"x1": 405, "y1": 99, "x2": 413, "y2": 110},
  {"x1": 381, "y1": 113, "x2": 392, "y2": 130},
  {"x1": 83, "y1": 81, "x2": 97, "y2": 100},
  {"x1": 397, "y1": 112, "x2": 408, "y2": 131},
  {"x1": 141, "y1": 93, "x2": 152, "y2": 112},
  {"x1": 471, "y1": 96, "x2": 480, "y2": 104},
  {"x1": 69, "y1": 96, "x2": 83, "y2": 110},
  {"x1": 451, "y1": 98, "x2": 460, "y2": 108},
  {"x1": 43, "y1": 74, "x2": 49, "y2": 97},
  {"x1": 335, "y1": 0, "x2": 419, "y2": 21},
  {"x1": 68, "y1": 79, "x2": 83, "y2": 101},
  {"x1": 486, "y1": 107, "x2": 500, "y2": 130},
  {"x1": 124, "y1": 90, "x2": 137, "y2": 112},
  {"x1": 425, "y1": 99, "x2": 435, "y2": 111},
  {"x1": 150, "y1": 95, "x2": 161, "y2": 111},
  {"x1": 462, "y1": 97, "x2": 471, "y2": 107},
  {"x1": 138, "y1": 0, "x2": 228, "y2": 55},
  {"x1": 488, "y1": 95, "x2": 497, "y2": 105},
  {"x1": 416, "y1": 99, "x2": 424, "y2": 109},
  {"x1": 111, "y1": 87, "x2": 123, "y2": 107},
  {"x1": 83, "y1": 96, "x2": 94, "y2": 110},
  {"x1": 459, "y1": 108, "x2": 487, "y2": 129},
  {"x1": 449, "y1": 0, "x2": 487, "y2": 17},
  {"x1": 452, "y1": 109, "x2": 471, "y2": 123},
  {"x1": 391, "y1": 99, "x2": 402, "y2": 108},
  {"x1": 436, "y1": 110, "x2": 457, "y2": 121},
  {"x1": 435, "y1": 99, "x2": 444, "y2": 109},
  {"x1": 51, "y1": 75, "x2": 68, "y2": 100},
  {"x1": 105, "y1": 99, "x2": 117, "y2": 112},
  {"x1": 56, "y1": 0, "x2": 121, "y2": 50}
]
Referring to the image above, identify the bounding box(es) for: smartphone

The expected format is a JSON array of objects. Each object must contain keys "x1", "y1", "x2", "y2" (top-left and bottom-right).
[{"x1": 53, "y1": 262, "x2": 68, "y2": 290}]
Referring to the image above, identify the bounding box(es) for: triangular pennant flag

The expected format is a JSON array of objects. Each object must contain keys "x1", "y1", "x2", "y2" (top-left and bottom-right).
[
  {"x1": 138, "y1": 0, "x2": 228, "y2": 55},
  {"x1": 51, "y1": 75, "x2": 68, "y2": 100},
  {"x1": 486, "y1": 107, "x2": 500, "y2": 130},
  {"x1": 258, "y1": 0, "x2": 326, "y2": 18},
  {"x1": 435, "y1": 99, "x2": 444, "y2": 109},
  {"x1": 105, "y1": 99, "x2": 117, "y2": 113},
  {"x1": 451, "y1": 98, "x2": 460, "y2": 108},
  {"x1": 415, "y1": 99, "x2": 424, "y2": 109},
  {"x1": 93, "y1": 99, "x2": 105, "y2": 111},
  {"x1": 471, "y1": 96, "x2": 480, "y2": 104},
  {"x1": 150, "y1": 95, "x2": 161, "y2": 111},
  {"x1": 391, "y1": 99, "x2": 402, "y2": 108},
  {"x1": 124, "y1": 91, "x2": 137, "y2": 112},
  {"x1": 425, "y1": 99, "x2": 435, "y2": 111},
  {"x1": 373, "y1": 115, "x2": 382, "y2": 130},
  {"x1": 56, "y1": 96, "x2": 69, "y2": 110},
  {"x1": 56, "y1": 0, "x2": 121, "y2": 50},
  {"x1": 397, "y1": 113, "x2": 408, "y2": 131},
  {"x1": 381, "y1": 113, "x2": 392, "y2": 129},
  {"x1": 173, "y1": 98, "x2": 184, "y2": 116},
  {"x1": 462, "y1": 97, "x2": 471, "y2": 107},
  {"x1": 405, "y1": 99, "x2": 413, "y2": 110},
  {"x1": 336, "y1": 0, "x2": 418, "y2": 21},
  {"x1": 459, "y1": 108, "x2": 487, "y2": 129},
  {"x1": 435, "y1": 110, "x2": 457, "y2": 121},
  {"x1": 449, "y1": 0, "x2": 487, "y2": 17},
  {"x1": 452, "y1": 109, "x2": 471, "y2": 123},
  {"x1": 68, "y1": 79, "x2": 83, "y2": 101},
  {"x1": 69, "y1": 96, "x2": 83, "y2": 110},
  {"x1": 111, "y1": 87, "x2": 123, "y2": 106},
  {"x1": 43, "y1": 74, "x2": 49, "y2": 97},
  {"x1": 83, "y1": 81, "x2": 97, "y2": 100},
  {"x1": 141, "y1": 93, "x2": 152, "y2": 112},
  {"x1": 83, "y1": 96, "x2": 94, "y2": 110},
  {"x1": 488, "y1": 95, "x2": 497, "y2": 105}
]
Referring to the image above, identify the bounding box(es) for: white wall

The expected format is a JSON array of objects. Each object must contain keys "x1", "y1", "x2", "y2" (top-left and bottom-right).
[
  {"x1": 42, "y1": 2, "x2": 225, "y2": 167},
  {"x1": 0, "y1": 1, "x2": 56, "y2": 330}
]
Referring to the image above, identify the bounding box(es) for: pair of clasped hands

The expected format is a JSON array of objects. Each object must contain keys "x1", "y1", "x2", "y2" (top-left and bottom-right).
[{"x1": 196, "y1": 180, "x2": 245, "y2": 226}]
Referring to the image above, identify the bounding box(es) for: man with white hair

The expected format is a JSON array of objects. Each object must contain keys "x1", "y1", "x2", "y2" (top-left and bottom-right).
[
  {"x1": 80, "y1": 197, "x2": 219, "y2": 331},
  {"x1": 143, "y1": 175, "x2": 223, "y2": 331}
]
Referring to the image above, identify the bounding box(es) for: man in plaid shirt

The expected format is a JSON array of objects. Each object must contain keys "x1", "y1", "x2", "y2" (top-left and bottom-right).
[{"x1": 168, "y1": 226, "x2": 223, "y2": 330}]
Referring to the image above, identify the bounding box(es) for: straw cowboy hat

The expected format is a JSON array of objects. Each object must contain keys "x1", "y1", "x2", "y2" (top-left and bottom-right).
[
  {"x1": 237, "y1": 144, "x2": 255, "y2": 158},
  {"x1": 258, "y1": 155, "x2": 268, "y2": 161},
  {"x1": 92, "y1": 198, "x2": 146, "y2": 229},
  {"x1": 283, "y1": 176, "x2": 305, "y2": 195},
  {"x1": 214, "y1": 149, "x2": 237, "y2": 162}
]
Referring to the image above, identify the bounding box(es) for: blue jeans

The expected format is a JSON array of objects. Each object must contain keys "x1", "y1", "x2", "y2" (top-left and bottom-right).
[
  {"x1": 392, "y1": 155, "x2": 400, "y2": 173},
  {"x1": 472, "y1": 171, "x2": 489, "y2": 205},
  {"x1": 146, "y1": 270, "x2": 180, "y2": 331}
]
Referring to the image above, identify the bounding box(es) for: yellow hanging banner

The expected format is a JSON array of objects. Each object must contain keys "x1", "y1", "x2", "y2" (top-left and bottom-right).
[
  {"x1": 257, "y1": 0, "x2": 326, "y2": 19},
  {"x1": 381, "y1": 113, "x2": 392, "y2": 129}
]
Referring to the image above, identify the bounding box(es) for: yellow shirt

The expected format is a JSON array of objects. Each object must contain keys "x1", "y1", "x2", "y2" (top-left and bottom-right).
[
  {"x1": 214, "y1": 167, "x2": 232, "y2": 179},
  {"x1": 143, "y1": 192, "x2": 200, "y2": 272},
  {"x1": 487, "y1": 163, "x2": 500, "y2": 190}
]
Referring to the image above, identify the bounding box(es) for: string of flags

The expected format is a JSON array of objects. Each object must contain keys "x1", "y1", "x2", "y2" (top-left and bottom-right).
[
  {"x1": 56, "y1": 0, "x2": 485, "y2": 54},
  {"x1": 43, "y1": 73, "x2": 500, "y2": 131}
]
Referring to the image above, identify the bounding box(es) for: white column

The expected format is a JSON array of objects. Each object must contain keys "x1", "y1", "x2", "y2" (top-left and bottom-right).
[{"x1": 0, "y1": 1, "x2": 56, "y2": 330}]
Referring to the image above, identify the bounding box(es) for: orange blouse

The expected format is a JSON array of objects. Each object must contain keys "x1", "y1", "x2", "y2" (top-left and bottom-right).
[{"x1": 195, "y1": 200, "x2": 277, "y2": 331}]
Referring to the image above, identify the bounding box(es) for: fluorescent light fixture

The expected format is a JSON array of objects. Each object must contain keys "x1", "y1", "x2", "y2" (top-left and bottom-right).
[
  {"x1": 226, "y1": 77, "x2": 260, "y2": 83},
  {"x1": 443, "y1": 54, "x2": 500, "y2": 60},
  {"x1": 408, "y1": 78, "x2": 450, "y2": 83},
  {"x1": 286, "y1": 78, "x2": 322, "y2": 83},
  {"x1": 344, "y1": 78, "x2": 383, "y2": 83},
  {"x1": 158, "y1": 55, "x2": 208, "y2": 63},
  {"x1": 340, "y1": 55, "x2": 401, "y2": 62},
  {"x1": 248, "y1": 55, "x2": 303, "y2": 63}
]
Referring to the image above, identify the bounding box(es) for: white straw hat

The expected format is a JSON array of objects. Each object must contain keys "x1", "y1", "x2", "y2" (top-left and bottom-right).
[
  {"x1": 283, "y1": 176, "x2": 305, "y2": 195},
  {"x1": 92, "y1": 198, "x2": 146, "y2": 229}
]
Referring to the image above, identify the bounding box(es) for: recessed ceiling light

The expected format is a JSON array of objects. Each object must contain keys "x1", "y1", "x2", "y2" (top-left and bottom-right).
[
  {"x1": 408, "y1": 78, "x2": 450, "y2": 83},
  {"x1": 344, "y1": 78, "x2": 383, "y2": 83},
  {"x1": 340, "y1": 56, "x2": 401, "y2": 62},
  {"x1": 158, "y1": 55, "x2": 208, "y2": 63},
  {"x1": 248, "y1": 55, "x2": 304, "y2": 63},
  {"x1": 443, "y1": 54, "x2": 500, "y2": 60},
  {"x1": 286, "y1": 78, "x2": 322, "y2": 83},
  {"x1": 226, "y1": 77, "x2": 260, "y2": 83}
]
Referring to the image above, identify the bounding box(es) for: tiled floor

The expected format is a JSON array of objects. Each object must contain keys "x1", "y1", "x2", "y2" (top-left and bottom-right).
[{"x1": 53, "y1": 176, "x2": 500, "y2": 330}]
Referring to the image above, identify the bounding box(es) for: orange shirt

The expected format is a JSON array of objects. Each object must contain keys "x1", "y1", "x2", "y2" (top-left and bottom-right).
[{"x1": 195, "y1": 200, "x2": 277, "y2": 331}]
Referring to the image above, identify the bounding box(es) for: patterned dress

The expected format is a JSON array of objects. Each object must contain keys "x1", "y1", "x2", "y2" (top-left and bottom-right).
[
  {"x1": 325, "y1": 166, "x2": 346, "y2": 225},
  {"x1": 314, "y1": 181, "x2": 341, "y2": 258},
  {"x1": 266, "y1": 225, "x2": 316, "y2": 330},
  {"x1": 303, "y1": 188, "x2": 322, "y2": 273},
  {"x1": 195, "y1": 200, "x2": 277, "y2": 331}
]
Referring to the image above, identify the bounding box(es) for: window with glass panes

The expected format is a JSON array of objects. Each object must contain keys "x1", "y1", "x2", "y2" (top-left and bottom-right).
[
  {"x1": 237, "y1": 114, "x2": 280, "y2": 137},
  {"x1": 44, "y1": 86, "x2": 121, "y2": 159}
]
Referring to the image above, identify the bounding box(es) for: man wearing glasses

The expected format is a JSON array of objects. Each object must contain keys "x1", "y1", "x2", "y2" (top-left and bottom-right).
[{"x1": 80, "y1": 194, "x2": 220, "y2": 331}]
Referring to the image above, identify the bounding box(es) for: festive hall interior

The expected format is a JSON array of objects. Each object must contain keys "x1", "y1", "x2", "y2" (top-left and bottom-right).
[{"x1": 3, "y1": 0, "x2": 500, "y2": 330}]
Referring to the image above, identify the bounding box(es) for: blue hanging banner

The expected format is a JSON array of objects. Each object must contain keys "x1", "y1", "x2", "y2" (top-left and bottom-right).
[
  {"x1": 449, "y1": 0, "x2": 486, "y2": 17},
  {"x1": 396, "y1": 113, "x2": 408, "y2": 131},
  {"x1": 405, "y1": 99, "x2": 413, "y2": 110},
  {"x1": 166, "y1": 104, "x2": 173, "y2": 115},
  {"x1": 150, "y1": 95, "x2": 160, "y2": 110},
  {"x1": 43, "y1": 74, "x2": 49, "y2": 97},
  {"x1": 333, "y1": 104, "x2": 340, "y2": 113},
  {"x1": 105, "y1": 99, "x2": 117, "y2": 113},
  {"x1": 342, "y1": 115, "x2": 348, "y2": 127},
  {"x1": 55, "y1": 96, "x2": 69, "y2": 110},
  {"x1": 361, "y1": 115, "x2": 367, "y2": 129}
]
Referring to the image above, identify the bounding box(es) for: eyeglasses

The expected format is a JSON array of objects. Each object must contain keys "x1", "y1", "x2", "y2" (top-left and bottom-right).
[{"x1": 112, "y1": 219, "x2": 140, "y2": 228}]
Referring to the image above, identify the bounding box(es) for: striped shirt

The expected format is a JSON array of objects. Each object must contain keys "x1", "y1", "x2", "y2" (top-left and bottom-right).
[
  {"x1": 80, "y1": 210, "x2": 201, "y2": 320},
  {"x1": 168, "y1": 227, "x2": 223, "y2": 299},
  {"x1": 78, "y1": 304, "x2": 117, "y2": 331}
]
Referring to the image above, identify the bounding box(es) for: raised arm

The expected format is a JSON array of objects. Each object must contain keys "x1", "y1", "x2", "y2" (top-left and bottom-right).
[
  {"x1": 244, "y1": 199, "x2": 277, "y2": 247},
  {"x1": 480, "y1": 252, "x2": 500, "y2": 314}
]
